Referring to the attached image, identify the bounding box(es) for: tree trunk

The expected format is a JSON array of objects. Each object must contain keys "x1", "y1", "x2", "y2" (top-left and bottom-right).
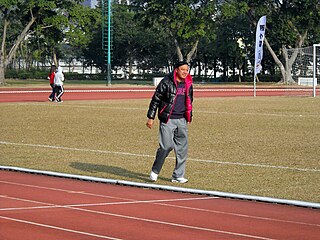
[
  {"x1": 282, "y1": 45, "x2": 295, "y2": 84},
  {"x1": 0, "y1": 12, "x2": 37, "y2": 85},
  {"x1": 174, "y1": 38, "x2": 199, "y2": 64},
  {"x1": 264, "y1": 30, "x2": 307, "y2": 84},
  {"x1": 7, "y1": 15, "x2": 36, "y2": 65},
  {"x1": 238, "y1": 62, "x2": 243, "y2": 83},
  {"x1": 174, "y1": 39, "x2": 184, "y2": 61},
  {"x1": 0, "y1": 18, "x2": 9, "y2": 85},
  {"x1": 186, "y1": 39, "x2": 199, "y2": 63},
  {"x1": 0, "y1": 60, "x2": 5, "y2": 85},
  {"x1": 214, "y1": 58, "x2": 217, "y2": 80},
  {"x1": 197, "y1": 59, "x2": 201, "y2": 80},
  {"x1": 53, "y1": 51, "x2": 58, "y2": 66},
  {"x1": 129, "y1": 56, "x2": 133, "y2": 76},
  {"x1": 264, "y1": 38, "x2": 287, "y2": 83}
]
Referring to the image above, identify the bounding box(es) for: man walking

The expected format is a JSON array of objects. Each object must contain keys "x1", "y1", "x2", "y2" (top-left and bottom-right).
[{"x1": 146, "y1": 61, "x2": 193, "y2": 183}]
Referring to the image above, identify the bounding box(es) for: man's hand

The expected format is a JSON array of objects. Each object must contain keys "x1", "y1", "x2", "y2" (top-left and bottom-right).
[{"x1": 146, "y1": 119, "x2": 154, "y2": 129}]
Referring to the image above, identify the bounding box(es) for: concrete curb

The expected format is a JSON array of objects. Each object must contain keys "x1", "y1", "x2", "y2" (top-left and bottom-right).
[{"x1": 1, "y1": 166, "x2": 319, "y2": 209}]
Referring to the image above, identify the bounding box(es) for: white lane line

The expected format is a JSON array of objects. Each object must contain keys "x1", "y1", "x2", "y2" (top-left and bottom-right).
[
  {"x1": 1, "y1": 184, "x2": 317, "y2": 228},
  {"x1": 65, "y1": 205, "x2": 277, "y2": 240},
  {"x1": 1, "y1": 141, "x2": 318, "y2": 172},
  {"x1": 0, "y1": 196, "x2": 276, "y2": 240},
  {"x1": 0, "y1": 216, "x2": 122, "y2": 240},
  {"x1": 156, "y1": 202, "x2": 320, "y2": 228},
  {"x1": 0, "y1": 180, "x2": 129, "y2": 201},
  {"x1": 0, "y1": 194, "x2": 216, "y2": 211}
]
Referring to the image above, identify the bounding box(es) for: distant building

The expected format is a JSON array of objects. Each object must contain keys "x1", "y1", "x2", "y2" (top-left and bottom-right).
[{"x1": 82, "y1": 0, "x2": 98, "y2": 8}]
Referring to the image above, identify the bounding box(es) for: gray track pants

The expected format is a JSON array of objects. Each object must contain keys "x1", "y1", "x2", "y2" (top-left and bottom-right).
[{"x1": 152, "y1": 118, "x2": 188, "y2": 178}]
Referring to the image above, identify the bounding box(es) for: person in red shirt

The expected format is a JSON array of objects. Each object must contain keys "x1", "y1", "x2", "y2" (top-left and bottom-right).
[{"x1": 48, "y1": 65, "x2": 56, "y2": 101}]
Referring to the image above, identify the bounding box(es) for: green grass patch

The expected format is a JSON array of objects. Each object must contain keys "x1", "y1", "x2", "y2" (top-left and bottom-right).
[{"x1": 1, "y1": 97, "x2": 319, "y2": 203}]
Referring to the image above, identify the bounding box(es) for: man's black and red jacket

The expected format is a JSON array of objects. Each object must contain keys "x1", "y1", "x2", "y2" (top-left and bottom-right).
[{"x1": 147, "y1": 71, "x2": 193, "y2": 123}]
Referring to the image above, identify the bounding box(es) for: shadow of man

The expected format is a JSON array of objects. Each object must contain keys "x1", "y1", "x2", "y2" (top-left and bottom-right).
[{"x1": 70, "y1": 162, "x2": 169, "y2": 182}]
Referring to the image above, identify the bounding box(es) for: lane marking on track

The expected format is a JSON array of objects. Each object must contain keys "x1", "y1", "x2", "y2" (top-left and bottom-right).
[
  {"x1": 0, "y1": 216, "x2": 122, "y2": 240},
  {"x1": 68, "y1": 191, "x2": 85, "y2": 194},
  {"x1": 0, "y1": 180, "x2": 132, "y2": 200},
  {"x1": 0, "y1": 194, "x2": 217, "y2": 211},
  {"x1": 0, "y1": 181, "x2": 218, "y2": 208},
  {"x1": 156, "y1": 202, "x2": 320, "y2": 228},
  {"x1": 1, "y1": 184, "x2": 318, "y2": 228},
  {"x1": 1, "y1": 141, "x2": 319, "y2": 172},
  {"x1": 0, "y1": 196, "x2": 276, "y2": 240}
]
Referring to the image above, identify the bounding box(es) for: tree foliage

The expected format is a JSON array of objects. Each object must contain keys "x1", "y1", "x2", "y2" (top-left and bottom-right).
[
  {"x1": 2, "y1": 0, "x2": 320, "y2": 84},
  {"x1": 131, "y1": 0, "x2": 217, "y2": 63},
  {"x1": 220, "y1": 0, "x2": 320, "y2": 83},
  {"x1": 0, "y1": 0, "x2": 99, "y2": 84}
]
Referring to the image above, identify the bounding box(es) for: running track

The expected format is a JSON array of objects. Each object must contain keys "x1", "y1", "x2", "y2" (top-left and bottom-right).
[
  {"x1": 0, "y1": 86, "x2": 319, "y2": 102},
  {"x1": 1, "y1": 170, "x2": 319, "y2": 240},
  {"x1": 1, "y1": 87, "x2": 320, "y2": 239}
]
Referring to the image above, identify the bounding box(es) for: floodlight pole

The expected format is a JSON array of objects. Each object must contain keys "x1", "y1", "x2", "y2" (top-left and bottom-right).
[
  {"x1": 101, "y1": 0, "x2": 112, "y2": 86},
  {"x1": 107, "y1": 0, "x2": 112, "y2": 86}
]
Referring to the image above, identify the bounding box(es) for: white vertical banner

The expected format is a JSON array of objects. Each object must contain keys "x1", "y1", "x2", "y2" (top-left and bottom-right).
[{"x1": 254, "y1": 16, "x2": 266, "y2": 97}]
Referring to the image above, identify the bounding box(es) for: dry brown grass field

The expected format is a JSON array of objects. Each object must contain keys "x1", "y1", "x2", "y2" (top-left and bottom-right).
[{"x1": 0, "y1": 94, "x2": 319, "y2": 203}]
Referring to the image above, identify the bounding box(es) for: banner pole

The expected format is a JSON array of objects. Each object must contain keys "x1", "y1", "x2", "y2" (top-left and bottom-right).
[
  {"x1": 254, "y1": 16, "x2": 266, "y2": 97},
  {"x1": 254, "y1": 74, "x2": 256, "y2": 97}
]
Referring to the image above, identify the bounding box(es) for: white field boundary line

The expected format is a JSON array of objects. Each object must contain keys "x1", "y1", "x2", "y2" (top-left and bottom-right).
[
  {"x1": 0, "y1": 216, "x2": 122, "y2": 240},
  {"x1": 197, "y1": 110, "x2": 320, "y2": 118},
  {"x1": 0, "y1": 89, "x2": 155, "y2": 94},
  {"x1": 0, "y1": 88, "x2": 315, "y2": 94},
  {"x1": 1, "y1": 166, "x2": 320, "y2": 209},
  {"x1": 0, "y1": 195, "x2": 276, "y2": 240},
  {"x1": 1, "y1": 194, "x2": 318, "y2": 228},
  {"x1": 0, "y1": 141, "x2": 319, "y2": 173},
  {"x1": 5, "y1": 102, "x2": 320, "y2": 118}
]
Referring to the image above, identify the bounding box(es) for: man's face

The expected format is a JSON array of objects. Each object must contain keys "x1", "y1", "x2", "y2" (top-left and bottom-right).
[{"x1": 176, "y1": 64, "x2": 189, "y2": 81}]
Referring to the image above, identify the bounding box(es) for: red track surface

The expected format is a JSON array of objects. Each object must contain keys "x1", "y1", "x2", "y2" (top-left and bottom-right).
[
  {"x1": 1, "y1": 170, "x2": 319, "y2": 240},
  {"x1": 0, "y1": 86, "x2": 318, "y2": 102}
]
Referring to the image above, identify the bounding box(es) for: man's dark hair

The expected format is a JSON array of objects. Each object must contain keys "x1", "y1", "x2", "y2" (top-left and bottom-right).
[{"x1": 174, "y1": 60, "x2": 188, "y2": 69}]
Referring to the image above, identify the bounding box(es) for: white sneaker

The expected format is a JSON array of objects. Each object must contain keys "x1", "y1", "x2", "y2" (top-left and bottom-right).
[
  {"x1": 171, "y1": 177, "x2": 188, "y2": 183},
  {"x1": 150, "y1": 171, "x2": 158, "y2": 182}
]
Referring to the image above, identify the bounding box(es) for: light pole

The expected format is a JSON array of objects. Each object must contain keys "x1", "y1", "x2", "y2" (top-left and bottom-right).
[{"x1": 101, "y1": 0, "x2": 112, "y2": 86}]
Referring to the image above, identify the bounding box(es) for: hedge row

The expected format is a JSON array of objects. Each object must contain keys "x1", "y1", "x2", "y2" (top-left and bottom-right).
[
  {"x1": 5, "y1": 69, "x2": 281, "y2": 83},
  {"x1": 5, "y1": 69, "x2": 105, "y2": 81}
]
